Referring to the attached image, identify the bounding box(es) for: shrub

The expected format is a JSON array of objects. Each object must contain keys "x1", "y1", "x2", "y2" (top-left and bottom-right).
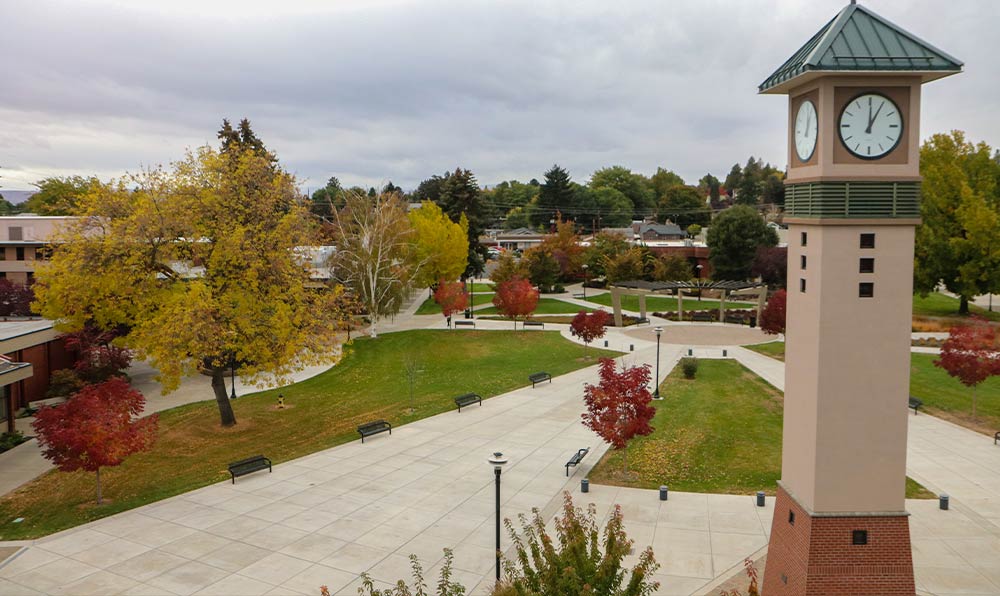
[
  {"x1": 45, "y1": 368, "x2": 86, "y2": 400},
  {"x1": 325, "y1": 550, "x2": 464, "y2": 596},
  {"x1": 0, "y1": 430, "x2": 27, "y2": 454},
  {"x1": 493, "y1": 492, "x2": 659, "y2": 596},
  {"x1": 681, "y1": 357, "x2": 699, "y2": 379}
]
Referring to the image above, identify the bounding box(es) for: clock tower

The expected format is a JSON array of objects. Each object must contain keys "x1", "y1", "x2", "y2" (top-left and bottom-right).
[{"x1": 758, "y1": 3, "x2": 962, "y2": 595}]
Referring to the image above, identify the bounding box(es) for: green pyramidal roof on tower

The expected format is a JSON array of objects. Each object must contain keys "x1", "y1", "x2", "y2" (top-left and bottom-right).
[{"x1": 759, "y1": 2, "x2": 963, "y2": 94}]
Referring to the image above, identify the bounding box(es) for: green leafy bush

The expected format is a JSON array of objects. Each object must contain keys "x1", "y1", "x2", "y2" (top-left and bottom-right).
[
  {"x1": 492, "y1": 492, "x2": 659, "y2": 596},
  {"x1": 0, "y1": 430, "x2": 28, "y2": 454},
  {"x1": 681, "y1": 357, "x2": 699, "y2": 379}
]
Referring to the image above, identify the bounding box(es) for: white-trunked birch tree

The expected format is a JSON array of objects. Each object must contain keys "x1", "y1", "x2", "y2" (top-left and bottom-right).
[{"x1": 328, "y1": 190, "x2": 420, "y2": 337}]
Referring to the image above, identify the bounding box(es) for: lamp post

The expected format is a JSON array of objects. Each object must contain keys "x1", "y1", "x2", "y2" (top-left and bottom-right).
[
  {"x1": 582, "y1": 264, "x2": 589, "y2": 299},
  {"x1": 695, "y1": 265, "x2": 704, "y2": 301},
  {"x1": 488, "y1": 451, "x2": 508, "y2": 582},
  {"x1": 653, "y1": 327, "x2": 663, "y2": 400},
  {"x1": 229, "y1": 354, "x2": 238, "y2": 400}
]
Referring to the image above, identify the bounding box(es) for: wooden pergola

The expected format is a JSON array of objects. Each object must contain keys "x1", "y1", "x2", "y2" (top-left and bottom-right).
[{"x1": 607, "y1": 279, "x2": 768, "y2": 327}]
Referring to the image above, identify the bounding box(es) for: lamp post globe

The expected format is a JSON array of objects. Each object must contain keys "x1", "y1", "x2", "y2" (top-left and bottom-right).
[{"x1": 488, "y1": 451, "x2": 508, "y2": 582}]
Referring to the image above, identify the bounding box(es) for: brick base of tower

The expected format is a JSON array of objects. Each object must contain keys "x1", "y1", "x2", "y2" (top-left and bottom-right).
[{"x1": 762, "y1": 485, "x2": 915, "y2": 596}]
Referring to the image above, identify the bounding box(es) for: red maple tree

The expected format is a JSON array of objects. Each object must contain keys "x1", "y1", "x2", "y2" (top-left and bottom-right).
[
  {"x1": 32, "y1": 377, "x2": 159, "y2": 504},
  {"x1": 935, "y1": 318, "x2": 1000, "y2": 418},
  {"x1": 582, "y1": 358, "x2": 656, "y2": 473},
  {"x1": 492, "y1": 277, "x2": 539, "y2": 329},
  {"x1": 570, "y1": 310, "x2": 611, "y2": 350},
  {"x1": 759, "y1": 289, "x2": 786, "y2": 335},
  {"x1": 433, "y1": 280, "x2": 468, "y2": 325}
]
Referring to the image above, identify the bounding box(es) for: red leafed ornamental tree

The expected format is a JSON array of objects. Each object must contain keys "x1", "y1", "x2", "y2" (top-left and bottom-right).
[
  {"x1": 492, "y1": 277, "x2": 539, "y2": 329},
  {"x1": 570, "y1": 309, "x2": 611, "y2": 350},
  {"x1": 935, "y1": 318, "x2": 1000, "y2": 418},
  {"x1": 433, "y1": 280, "x2": 468, "y2": 326},
  {"x1": 759, "y1": 289, "x2": 786, "y2": 336},
  {"x1": 582, "y1": 358, "x2": 656, "y2": 474},
  {"x1": 32, "y1": 377, "x2": 159, "y2": 504}
]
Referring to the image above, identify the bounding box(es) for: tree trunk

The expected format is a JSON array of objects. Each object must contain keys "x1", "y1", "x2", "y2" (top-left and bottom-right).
[
  {"x1": 973, "y1": 385, "x2": 978, "y2": 419},
  {"x1": 211, "y1": 367, "x2": 238, "y2": 427},
  {"x1": 622, "y1": 448, "x2": 628, "y2": 474},
  {"x1": 960, "y1": 295, "x2": 970, "y2": 315},
  {"x1": 95, "y1": 467, "x2": 102, "y2": 505}
]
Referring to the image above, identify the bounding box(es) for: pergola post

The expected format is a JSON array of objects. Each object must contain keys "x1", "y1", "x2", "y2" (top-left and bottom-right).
[
  {"x1": 757, "y1": 284, "x2": 767, "y2": 324},
  {"x1": 611, "y1": 287, "x2": 624, "y2": 327},
  {"x1": 719, "y1": 289, "x2": 727, "y2": 323},
  {"x1": 638, "y1": 294, "x2": 647, "y2": 320},
  {"x1": 676, "y1": 289, "x2": 683, "y2": 321}
]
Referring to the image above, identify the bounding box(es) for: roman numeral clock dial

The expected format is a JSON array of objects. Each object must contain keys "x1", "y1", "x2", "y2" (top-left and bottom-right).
[{"x1": 838, "y1": 92, "x2": 903, "y2": 159}]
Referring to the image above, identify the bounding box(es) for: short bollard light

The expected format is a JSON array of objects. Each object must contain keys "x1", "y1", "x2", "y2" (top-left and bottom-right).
[
  {"x1": 940, "y1": 494, "x2": 949, "y2": 510},
  {"x1": 581, "y1": 478, "x2": 589, "y2": 493},
  {"x1": 659, "y1": 485, "x2": 668, "y2": 501},
  {"x1": 756, "y1": 491, "x2": 766, "y2": 507},
  {"x1": 277, "y1": 394, "x2": 285, "y2": 409}
]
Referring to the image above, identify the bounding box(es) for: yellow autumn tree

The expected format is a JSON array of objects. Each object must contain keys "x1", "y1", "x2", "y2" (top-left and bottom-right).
[
  {"x1": 34, "y1": 144, "x2": 347, "y2": 428},
  {"x1": 408, "y1": 201, "x2": 468, "y2": 288}
]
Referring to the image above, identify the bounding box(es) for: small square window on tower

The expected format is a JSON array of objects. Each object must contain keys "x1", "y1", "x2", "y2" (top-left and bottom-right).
[
  {"x1": 852, "y1": 530, "x2": 868, "y2": 545},
  {"x1": 860, "y1": 258, "x2": 875, "y2": 273},
  {"x1": 859, "y1": 282, "x2": 874, "y2": 298},
  {"x1": 800, "y1": 278, "x2": 806, "y2": 293},
  {"x1": 801, "y1": 255, "x2": 807, "y2": 270},
  {"x1": 801, "y1": 232, "x2": 808, "y2": 246},
  {"x1": 860, "y1": 233, "x2": 876, "y2": 249}
]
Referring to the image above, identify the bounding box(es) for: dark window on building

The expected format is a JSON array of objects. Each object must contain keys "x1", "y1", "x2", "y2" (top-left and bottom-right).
[
  {"x1": 800, "y1": 255, "x2": 807, "y2": 270},
  {"x1": 0, "y1": 249, "x2": 6, "y2": 261},
  {"x1": 852, "y1": 530, "x2": 868, "y2": 545},
  {"x1": 788, "y1": 510, "x2": 795, "y2": 525},
  {"x1": 801, "y1": 232, "x2": 808, "y2": 246},
  {"x1": 0, "y1": 272, "x2": 7, "y2": 279},
  {"x1": 859, "y1": 282, "x2": 874, "y2": 298},
  {"x1": 8, "y1": 227, "x2": 22, "y2": 241},
  {"x1": 860, "y1": 258, "x2": 874, "y2": 273},
  {"x1": 15, "y1": 247, "x2": 25, "y2": 261},
  {"x1": 800, "y1": 278, "x2": 806, "y2": 293},
  {"x1": 26, "y1": 272, "x2": 34, "y2": 283},
  {"x1": 860, "y1": 233, "x2": 875, "y2": 249}
]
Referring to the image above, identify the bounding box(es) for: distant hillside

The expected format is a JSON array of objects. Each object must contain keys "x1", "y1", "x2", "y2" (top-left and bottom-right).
[{"x1": 0, "y1": 190, "x2": 35, "y2": 204}]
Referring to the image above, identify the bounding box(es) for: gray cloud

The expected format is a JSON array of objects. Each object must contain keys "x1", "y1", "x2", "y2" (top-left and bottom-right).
[{"x1": 1, "y1": 0, "x2": 997, "y2": 193}]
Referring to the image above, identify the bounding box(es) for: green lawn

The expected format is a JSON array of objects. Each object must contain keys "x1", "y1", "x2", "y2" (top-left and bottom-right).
[
  {"x1": 745, "y1": 341, "x2": 785, "y2": 361},
  {"x1": 584, "y1": 293, "x2": 752, "y2": 313},
  {"x1": 415, "y1": 292, "x2": 495, "y2": 315},
  {"x1": 477, "y1": 298, "x2": 596, "y2": 316},
  {"x1": 912, "y1": 293, "x2": 1000, "y2": 321},
  {"x1": 743, "y1": 343, "x2": 1000, "y2": 436},
  {"x1": 0, "y1": 330, "x2": 618, "y2": 540},
  {"x1": 910, "y1": 352, "x2": 1000, "y2": 434},
  {"x1": 588, "y1": 359, "x2": 933, "y2": 498}
]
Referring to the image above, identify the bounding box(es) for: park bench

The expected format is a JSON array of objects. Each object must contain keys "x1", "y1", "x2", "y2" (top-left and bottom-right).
[
  {"x1": 908, "y1": 396, "x2": 923, "y2": 415},
  {"x1": 454, "y1": 320, "x2": 476, "y2": 329},
  {"x1": 358, "y1": 419, "x2": 392, "y2": 443},
  {"x1": 454, "y1": 393, "x2": 482, "y2": 412},
  {"x1": 529, "y1": 372, "x2": 552, "y2": 388},
  {"x1": 565, "y1": 447, "x2": 590, "y2": 476},
  {"x1": 634, "y1": 317, "x2": 650, "y2": 326},
  {"x1": 724, "y1": 315, "x2": 746, "y2": 325},
  {"x1": 228, "y1": 455, "x2": 272, "y2": 484},
  {"x1": 523, "y1": 321, "x2": 545, "y2": 329},
  {"x1": 692, "y1": 312, "x2": 714, "y2": 322},
  {"x1": 572, "y1": 292, "x2": 585, "y2": 299}
]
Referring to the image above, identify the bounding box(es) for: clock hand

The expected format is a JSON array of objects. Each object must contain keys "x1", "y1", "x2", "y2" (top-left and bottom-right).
[
  {"x1": 866, "y1": 102, "x2": 873, "y2": 134},
  {"x1": 867, "y1": 102, "x2": 885, "y2": 134}
]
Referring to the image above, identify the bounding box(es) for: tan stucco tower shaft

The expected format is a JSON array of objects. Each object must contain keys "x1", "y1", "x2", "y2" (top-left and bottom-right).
[{"x1": 757, "y1": 3, "x2": 962, "y2": 594}]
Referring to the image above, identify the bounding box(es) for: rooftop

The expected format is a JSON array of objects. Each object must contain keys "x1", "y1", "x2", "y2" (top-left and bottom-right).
[{"x1": 759, "y1": 1, "x2": 962, "y2": 94}]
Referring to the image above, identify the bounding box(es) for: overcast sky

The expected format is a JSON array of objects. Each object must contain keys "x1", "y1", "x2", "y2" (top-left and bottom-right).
[{"x1": 1, "y1": 0, "x2": 997, "y2": 193}]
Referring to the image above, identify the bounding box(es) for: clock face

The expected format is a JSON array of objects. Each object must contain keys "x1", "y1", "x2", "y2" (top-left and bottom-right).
[
  {"x1": 794, "y1": 99, "x2": 818, "y2": 162},
  {"x1": 838, "y1": 92, "x2": 903, "y2": 159}
]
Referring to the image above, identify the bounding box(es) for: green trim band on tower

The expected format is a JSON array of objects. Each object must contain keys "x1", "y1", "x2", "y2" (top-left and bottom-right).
[{"x1": 785, "y1": 181, "x2": 920, "y2": 219}]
